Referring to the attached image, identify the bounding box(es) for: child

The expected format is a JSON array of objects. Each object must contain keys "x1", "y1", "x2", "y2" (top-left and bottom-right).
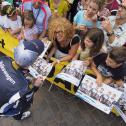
[
  {"x1": 0, "y1": 5, "x2": 10, "y2": 28},
  {"x1": 73, "y1": 28, "x2": 104, "y2": 62},
  {"x1": 4, "y1": 6, "x2": 22, "y2": 36},
  {"x1": 78, "y1": 0, "x2": 91, "y2": 10},
  {"x1": 91, "y1": 46, "x2": 126, "y2": 115},
  {"x1": 91, "y1": 46, "x2": 126, "y2": 85},
  {"x1": 18, "y1": 11, "x2": 39, "y2": 41},
  {"x1": 74, "y1": 0, "x2": 106, "y2": 33}
]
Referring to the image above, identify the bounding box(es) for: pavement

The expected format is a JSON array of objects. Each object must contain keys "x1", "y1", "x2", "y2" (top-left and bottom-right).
[{"x1": 0, "y1": 80, "x2": 125, "y2": 126}]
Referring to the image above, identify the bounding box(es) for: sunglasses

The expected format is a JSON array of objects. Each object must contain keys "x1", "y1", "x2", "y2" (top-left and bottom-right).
[{"x1": 55, "y1": 30, "x2": 63, "y2": 34}]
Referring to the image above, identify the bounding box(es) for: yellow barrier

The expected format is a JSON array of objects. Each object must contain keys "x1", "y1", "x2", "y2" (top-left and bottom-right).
[
  {"x1": 46, "y1": 60, "x2": 77, "y2": 94},
  {"x1": 0, "y1": 28, "x2": 19, "y2": 58}
]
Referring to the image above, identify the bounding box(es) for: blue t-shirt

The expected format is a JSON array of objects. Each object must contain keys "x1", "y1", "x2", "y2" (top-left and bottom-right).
[{"x1": 74, "y1": 10, "x2": 101, "y2": 28}]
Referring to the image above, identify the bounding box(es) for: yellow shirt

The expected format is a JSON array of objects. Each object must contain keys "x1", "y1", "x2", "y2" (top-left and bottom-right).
[
  {"x1": 50, "y1": 0, "x2": 69, "y2": 16},
  {"x1": 79, "y1": 48, "x2": 90, "y2": 60}
]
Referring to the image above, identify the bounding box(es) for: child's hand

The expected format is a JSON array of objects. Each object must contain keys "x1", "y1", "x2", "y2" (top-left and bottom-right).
[
  {"x1": 46, "y1": 58, "x2": 50, "y2": 63},
  {"x1": 10, "y1": 30, "x2": 15, "y2": 35},
  {"x1": 91, "y1": 14, "x2": 97, "y2": 22},
  {"x1": 77, "y1": 25, "x2": 87, "y2": 32},
  {"x1": 96, "y1": 75, "x2": 103, "y2": 86},
  {"x1": 17, "y1": 34, "x2": 23, "y2": 40},
  {"x1": 84, "y1": 58, "x2": 92, "y2": 66},
  {"x1": 103, "y1": 77, "x2": 113, "y2": 84},
  {"x1": 115, "y1": 80, "x2": 124, "y2": 86}
]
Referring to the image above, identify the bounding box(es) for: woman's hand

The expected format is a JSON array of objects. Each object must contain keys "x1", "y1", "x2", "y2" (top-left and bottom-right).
[{"x1": 52, "y1": 59, "x2": 60, "y2": 66}]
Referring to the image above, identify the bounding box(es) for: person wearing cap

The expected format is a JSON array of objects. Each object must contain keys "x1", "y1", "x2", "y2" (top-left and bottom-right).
[
  {"x1": 0, "y1": 3, "x2": 10, "y2": 28},
  {"x1": 21, "y1": 0, "x2": 51, "y2": 38},
  {"x1": 0, "y1": 39, "x2": 44, "y2": 120},
  {"x1": 4, "y1": 5, "x2": 22, "y2": 37}
]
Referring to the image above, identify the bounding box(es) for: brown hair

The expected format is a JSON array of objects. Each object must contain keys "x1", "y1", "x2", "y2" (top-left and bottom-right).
[
  {"x1": 109, "y1": 47, "x2": 126, "y2": 64},
  {"x1": 0, "y1": 5, "x2": 10, "y2": 16},
  {"x1": 23, "y1": 12, "x2": 35, "y2": 27},
  {"x1": 92, "y1": 0, "x2": 106, "y2": 11},
  {"x1": 81, "y1": 28, "x2": 104, "y2": 57},
  {"x1": 48, "y1": 17, "x2": 75, "y2": 42}
]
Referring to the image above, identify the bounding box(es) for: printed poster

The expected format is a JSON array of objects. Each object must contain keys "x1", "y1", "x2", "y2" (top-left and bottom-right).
[
  {"x1": 39, "y1": 38, "x2": 51, "y2": 58},
  {"x1": 29, "y1": 58, "x2": 53, "y2": 79},
  {"x1": 76, "y1": 75, "x2": 122, "y2": 114},
  {"x1": 56, "y1": 60, "x2": 87, "y2": 86}
]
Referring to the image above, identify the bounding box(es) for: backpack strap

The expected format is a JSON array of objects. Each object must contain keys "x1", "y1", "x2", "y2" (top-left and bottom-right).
[
  {"x1": 40, "y1": 5, "x2": 47, "y2": 31},
  {"x1": 21, "y1": 0, "x2": 32, "y2": 13}
]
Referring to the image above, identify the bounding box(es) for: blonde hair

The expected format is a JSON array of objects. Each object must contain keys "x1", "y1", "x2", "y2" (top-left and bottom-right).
[{"x1": 48, "y1": 17, "x2": 75, "y2": 42}]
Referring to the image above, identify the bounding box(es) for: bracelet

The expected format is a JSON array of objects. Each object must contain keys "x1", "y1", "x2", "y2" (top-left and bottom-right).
[{"x1": 107, "y1": 31, "x2": 114, "y2": 36}]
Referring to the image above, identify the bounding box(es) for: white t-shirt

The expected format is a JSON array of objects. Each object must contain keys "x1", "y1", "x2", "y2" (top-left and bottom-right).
[
  {"x1": 0, "y1": 15, "x2": 7, "y2": 27},
  {"x1": 4, "y1": 16, "x2": 22, "y2": 30}
]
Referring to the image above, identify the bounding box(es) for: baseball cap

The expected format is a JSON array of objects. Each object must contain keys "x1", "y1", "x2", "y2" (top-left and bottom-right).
[{"x1": 14, "y1": 39, "x2": 44, "y2": 67}]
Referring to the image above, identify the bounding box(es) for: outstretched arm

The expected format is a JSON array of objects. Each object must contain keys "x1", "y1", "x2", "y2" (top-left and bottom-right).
[{"x1": 91, "y1": 62, "x2": 103, "y2": 85}]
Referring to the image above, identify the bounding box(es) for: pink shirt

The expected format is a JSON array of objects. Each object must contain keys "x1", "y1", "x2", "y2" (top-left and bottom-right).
[{"x1": 23, "y1": 25, "x2": 38, "y2": 41}]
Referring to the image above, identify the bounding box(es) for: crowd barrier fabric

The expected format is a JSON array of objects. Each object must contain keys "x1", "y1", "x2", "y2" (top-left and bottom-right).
[{"x1": 0, "y1": 28, "x2": 19, "y2": 58}]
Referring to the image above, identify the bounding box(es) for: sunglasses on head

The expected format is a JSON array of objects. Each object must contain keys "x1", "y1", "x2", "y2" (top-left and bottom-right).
[{"x1": 7, "y1": 11, "x2": 16, "y2": 17}]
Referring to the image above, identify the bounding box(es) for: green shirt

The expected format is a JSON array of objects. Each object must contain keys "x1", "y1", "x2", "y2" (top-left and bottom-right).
[{"x1": 5, "y1": 0, "x2": 13, "y2": 5}]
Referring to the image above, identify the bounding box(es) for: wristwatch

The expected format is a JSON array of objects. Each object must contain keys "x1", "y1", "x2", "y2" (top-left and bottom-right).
[{"x1": 107, "y1": 31, "x2": 114, "y2": 36}]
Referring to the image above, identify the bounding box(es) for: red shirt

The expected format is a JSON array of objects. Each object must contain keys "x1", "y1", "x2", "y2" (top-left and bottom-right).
[{"x1": 106, "y1": 0, "x2": 119, "y2": 11}]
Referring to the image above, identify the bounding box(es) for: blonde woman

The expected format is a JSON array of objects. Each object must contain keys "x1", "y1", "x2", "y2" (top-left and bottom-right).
[{"x1": 48, "y1": 17, "x2": 80, "y2": 64}]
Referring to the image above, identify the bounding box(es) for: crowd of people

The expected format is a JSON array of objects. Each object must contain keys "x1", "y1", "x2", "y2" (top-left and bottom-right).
[{"x1": 0, "y1": 0, "x2": 126, "y2": 121}]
